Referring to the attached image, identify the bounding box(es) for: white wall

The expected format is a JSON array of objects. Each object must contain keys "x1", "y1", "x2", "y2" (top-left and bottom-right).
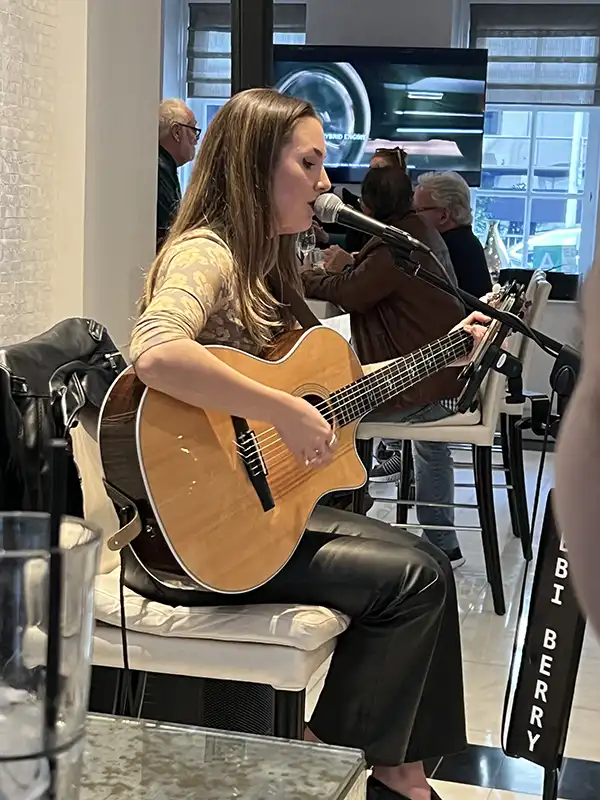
[
  {"x1": 0, "y1": 0, "x2": 162, "y2": 351},
  {"x1": 82, "y1": 0, "x2": 163, "y2": 349},
  {"x1": 0, "y1": 0, "x2": 58, "y2": 344}
]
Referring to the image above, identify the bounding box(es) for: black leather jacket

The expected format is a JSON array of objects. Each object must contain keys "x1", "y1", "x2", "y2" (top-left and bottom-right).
[{"x1": 0, "y1": 318, "x2": 126, "y2": 514}]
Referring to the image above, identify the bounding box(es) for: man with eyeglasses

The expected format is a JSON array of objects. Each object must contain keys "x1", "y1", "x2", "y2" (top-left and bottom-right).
[
  {"x1": 157, "y1": 99, "x2": 201, "y2": 251},
  {"x1": 414, "y1": 171, "x2": 492, "y2": 299}
]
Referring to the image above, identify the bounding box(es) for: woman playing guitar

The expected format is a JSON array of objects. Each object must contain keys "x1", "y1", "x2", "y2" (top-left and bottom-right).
[{"x1": 126, "y1": 88, "x2": 488, "y2": 800}]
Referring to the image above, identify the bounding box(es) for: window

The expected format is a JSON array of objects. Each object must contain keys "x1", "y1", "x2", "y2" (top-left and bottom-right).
[
  {"x1": 470, "y1": 4, "x2": 600, "y2": 273},
  {"x1": 187, "y1": 2, "x2": 306, "y2": 133}
]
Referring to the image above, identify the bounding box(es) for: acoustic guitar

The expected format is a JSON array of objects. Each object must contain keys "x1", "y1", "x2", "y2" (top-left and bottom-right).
[{"x1": 99, "y1": 287, "x2": 521, "y2": 594}]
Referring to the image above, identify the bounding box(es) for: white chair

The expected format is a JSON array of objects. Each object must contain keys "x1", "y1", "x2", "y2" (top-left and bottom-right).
[
  {"x1": 90, "y1": 569, "x2": 346, "y2": 737},
  {"x1": 498, "y1": 274, "x2": 551, "y2": 558},
  {"x1": 357, "y1": 365, "x2": 508, "y2": 615},
  {"x1": 356, "y1": 273, "x2": 551, "y2": 618},
  {"x1": 70, "y1": 407, "x2": 346, "y2": 738}
]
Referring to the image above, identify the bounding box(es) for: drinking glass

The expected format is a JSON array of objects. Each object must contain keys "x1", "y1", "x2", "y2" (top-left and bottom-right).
[
  {"x1": 0, "y1": 513, "x2": 101, "y2": 800},
  {"x1": 298, "y1": 228, "x2": 317, "y2": 262}
]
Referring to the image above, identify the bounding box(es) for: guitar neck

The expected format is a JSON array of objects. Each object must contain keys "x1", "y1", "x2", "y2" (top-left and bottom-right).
[{"x1": 330, "y1": 328, "x2": 472, "y2": 426}]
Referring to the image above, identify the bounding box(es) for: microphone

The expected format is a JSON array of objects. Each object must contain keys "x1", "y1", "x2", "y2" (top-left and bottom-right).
[{"x1": 313, "y1": 193, "x2": 433, "y2": 260}]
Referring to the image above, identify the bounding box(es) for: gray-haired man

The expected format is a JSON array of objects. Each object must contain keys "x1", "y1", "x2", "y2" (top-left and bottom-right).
[
  {"x1": 157, "y1": 99, "x2": 200, "y2": 250},
  {"x1": 414, "y1": 171, "x2": 492, "y2": 299}
]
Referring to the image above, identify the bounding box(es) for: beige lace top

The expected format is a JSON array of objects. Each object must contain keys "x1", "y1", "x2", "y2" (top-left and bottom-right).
[{"x1": 131, "y1": 231, "x2": 270, "y2": 362}]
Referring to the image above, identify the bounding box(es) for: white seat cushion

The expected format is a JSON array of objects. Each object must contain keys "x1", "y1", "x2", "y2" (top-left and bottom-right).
[
  {"x1": 90, "y1": 568, "x2": 349, "y2": 691},
  {"x1": 357, "y1": 407, "x2": 499, "y2": 447}
]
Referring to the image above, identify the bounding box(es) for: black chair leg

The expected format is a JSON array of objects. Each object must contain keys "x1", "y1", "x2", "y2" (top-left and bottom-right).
[
  {"x1": 473, "y1": 445, "x2": 506, "y2": 616},
  {"x1": 353, "y1": 438, "x2": 373, "y2": 516},
  {"x1": 396, "y1": 441, "x2": 413, "y2": 525},
  {"x1": 506, "y1": 415, "x2": 533, "y2": 562},
  {"x1": 274, "y1": 689, "x2": 306, "y2": 739},
  {"x1": 500, "y1": 413, "x2": 523, "y2": 540}
]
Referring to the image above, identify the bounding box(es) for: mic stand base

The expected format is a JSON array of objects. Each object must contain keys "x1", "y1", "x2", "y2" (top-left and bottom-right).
[{"x1": 543, "y1": 768, "x2": 560, "y2": 800}]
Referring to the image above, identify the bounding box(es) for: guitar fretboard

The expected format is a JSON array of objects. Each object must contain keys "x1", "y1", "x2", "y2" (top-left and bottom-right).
[{"x1": 330, "y1": 328, "x2": 471, "y2": 426}]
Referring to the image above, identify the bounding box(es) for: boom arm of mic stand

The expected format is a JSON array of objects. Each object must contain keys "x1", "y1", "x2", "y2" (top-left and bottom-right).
[{"x1": 393, "y1": 248, "x2": 565, "y2": 358}]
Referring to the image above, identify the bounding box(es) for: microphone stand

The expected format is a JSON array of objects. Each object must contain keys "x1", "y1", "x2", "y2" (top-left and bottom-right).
[{"x1": 391, "y1": 247, "x2": 583, "y2": 800}]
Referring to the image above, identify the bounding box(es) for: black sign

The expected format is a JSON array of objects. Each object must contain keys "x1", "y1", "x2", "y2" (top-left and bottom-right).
[{"x1": 505, "y1": 490, "x2": 586, "y2": 768}]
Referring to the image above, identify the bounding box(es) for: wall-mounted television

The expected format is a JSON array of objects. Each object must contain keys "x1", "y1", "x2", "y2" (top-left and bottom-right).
[{"x1": 272, "y1": 45, "x2": 488, "y2": 186}]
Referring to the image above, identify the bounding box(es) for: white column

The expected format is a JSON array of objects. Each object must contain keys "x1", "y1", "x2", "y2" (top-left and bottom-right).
[{"x1": 54, "y1": 0, "x2": 163, "y2": 352}]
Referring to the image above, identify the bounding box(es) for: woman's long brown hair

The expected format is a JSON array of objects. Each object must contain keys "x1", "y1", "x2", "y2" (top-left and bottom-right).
[{"x1": 141, "y1": 88, "x2": 317, "y2": 346}]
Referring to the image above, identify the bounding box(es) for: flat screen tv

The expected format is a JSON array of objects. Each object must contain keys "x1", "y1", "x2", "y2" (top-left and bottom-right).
[{"x1": 272, "y1": 45, "x2": 488, "y2": 186}]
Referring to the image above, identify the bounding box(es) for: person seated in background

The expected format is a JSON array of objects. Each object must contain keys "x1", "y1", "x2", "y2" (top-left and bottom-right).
[
  {"x1": 413, "y1": 171, "x2": 492, "y2": 300},
  {"x1": 302, "y1": 166, "x2": 467, "y2": 568},
  {"x1": 341, "y1": 147, "x2": 409, "y2": 253},
  {"x1": 320, "y1": 167, "x2": 457, "y2": 283},
  {"x1": 156, "y1": 99, "x2": 200, "y2": 251}
]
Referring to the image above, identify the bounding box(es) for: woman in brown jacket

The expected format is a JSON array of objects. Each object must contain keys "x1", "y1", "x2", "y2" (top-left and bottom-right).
[{"x1": 303, "y1": 167, "x2": 466, "y2": 567}]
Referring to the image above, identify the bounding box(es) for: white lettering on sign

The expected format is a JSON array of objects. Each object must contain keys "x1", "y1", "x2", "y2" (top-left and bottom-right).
[
  {"x1": 534, "y1": 679, "x2": 548, "y2": 704},
  {"x1": 551, "y1": 583, "x2": 566, "y2": 606},
  {"x1": 555, "y1": 558, "x2": 569, "y2": 580},
  {"x1": 524, "y1": 531, "x2": 572, "y2": 757},
  {"x1": 540, "y1": 654, "x2": 553, "y2": 677},
  {"x1": 527, "y1": 731, "x2": 541, "y2": 751},
  {"x1": 530, "y1": 706, "x2": 544, "y2": 728}
]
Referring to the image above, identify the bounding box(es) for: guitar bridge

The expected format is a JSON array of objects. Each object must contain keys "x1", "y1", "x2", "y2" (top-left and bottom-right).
[{"x1": 232, "y1": 416, "x2": 275, "y2": 513}]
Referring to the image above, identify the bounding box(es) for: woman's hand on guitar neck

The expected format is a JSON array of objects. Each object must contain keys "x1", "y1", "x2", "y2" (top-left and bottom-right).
[
  {"x1": 450, "y1": 311, "x2": 491, "y2": 367},
  {"x1": 271, "y1": 394, "x2": 336, "y2": 468}
]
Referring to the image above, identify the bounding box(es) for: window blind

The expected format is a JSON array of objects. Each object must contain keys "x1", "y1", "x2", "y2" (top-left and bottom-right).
[
  {"x1": 470, "y1": 4, "x2": 600, "y2": 105},
  {"x1": 188, "y1": 3, "x2": 307, "y2": 99}
]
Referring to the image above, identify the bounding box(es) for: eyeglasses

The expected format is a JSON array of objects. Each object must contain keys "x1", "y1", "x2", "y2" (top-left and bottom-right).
[
  {"x1": 414, "y1": 205, "x2": 443, "y2": 214},
  {"x1": 374, "y1": 147, "x2": 408, "y2": 168},
  {"x1": 178, "y1": 123, "x2": 202, "y2": 143}
]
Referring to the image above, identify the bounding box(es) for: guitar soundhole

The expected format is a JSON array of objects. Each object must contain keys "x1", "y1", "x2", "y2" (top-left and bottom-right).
[{"x1": 302, "y1": 393, "x2": 335, "y2": 426}]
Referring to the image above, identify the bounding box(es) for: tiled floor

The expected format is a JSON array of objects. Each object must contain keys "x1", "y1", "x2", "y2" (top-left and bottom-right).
[
  {"x1": 430, "y1": 785, "x2": 568, "y2": 800},
  {"x1": 306, "y1": 446, "x2": 600, "y2": 799}
]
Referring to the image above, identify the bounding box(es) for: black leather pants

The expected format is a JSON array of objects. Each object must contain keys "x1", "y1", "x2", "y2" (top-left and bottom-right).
[{"x1": 123, "y1": 505, "x2": 467, "y2": 767}]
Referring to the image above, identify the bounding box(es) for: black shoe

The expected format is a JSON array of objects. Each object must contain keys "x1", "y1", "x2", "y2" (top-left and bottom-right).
[
  {"x1": 370, "y1": 453, "x2": 403, "y2": 483},
  {"x1": 375, "y1": 441, "x2": 394, "y2": 463},
  {"x1": 367, "y1": 776, "x2": 443, "y2": 800},
  {"x1": 367, "y1": 776, "x2": 411, "y2": 800}
]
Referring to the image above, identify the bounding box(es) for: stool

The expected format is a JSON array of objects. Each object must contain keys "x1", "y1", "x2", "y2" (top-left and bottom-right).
[
  {"x1": 355, "y1": 275, "x2": 552, "y2": 617},
  {"x1": 499, "y1": 272, "x2": 551, "y2": 555},
  {"x1": 357, "y1": 364, "x2": 509, "y2": 616}
]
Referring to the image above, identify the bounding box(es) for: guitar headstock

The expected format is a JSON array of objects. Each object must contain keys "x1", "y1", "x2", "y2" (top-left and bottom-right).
[{"x1": 484, "y1": 281, "x2": 528, "y2": 317}]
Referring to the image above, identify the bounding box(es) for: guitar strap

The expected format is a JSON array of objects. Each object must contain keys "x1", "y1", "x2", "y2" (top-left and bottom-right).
[{"x1": 268, "y1": 270, "x2": 322, "y2": 330}]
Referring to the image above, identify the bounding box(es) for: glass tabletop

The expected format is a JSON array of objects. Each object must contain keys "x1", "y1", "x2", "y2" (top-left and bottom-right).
[{"x1": 81, "y1": 714, "x2": 366, "y2": 799}]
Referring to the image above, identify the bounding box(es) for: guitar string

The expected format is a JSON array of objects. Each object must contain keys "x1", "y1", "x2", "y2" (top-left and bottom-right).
[
  {"x1": 244, "y1": 336, "x2": 471, "y2": 472},
  {"x1": 246, "y1": 330, "x2": 469, "y2": 449},
  {"x1": 261, "y1": 344, "x2": 471, "y2": 474},
  {"x1": 239, "y1": 336, "x2": 470, "y2": 472},
  {"x1": 252, "y1": 294, "x2": 514, "y2": 487},
  {"x1": 242, "y1": 337, "x2": 472, "y2": 474},
  {"x1": 239, "y1": 293, "x2": 516, "y2": 466},
  {"x1": 237, "y1": 330, "x2": 470, "y2": 458}
]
